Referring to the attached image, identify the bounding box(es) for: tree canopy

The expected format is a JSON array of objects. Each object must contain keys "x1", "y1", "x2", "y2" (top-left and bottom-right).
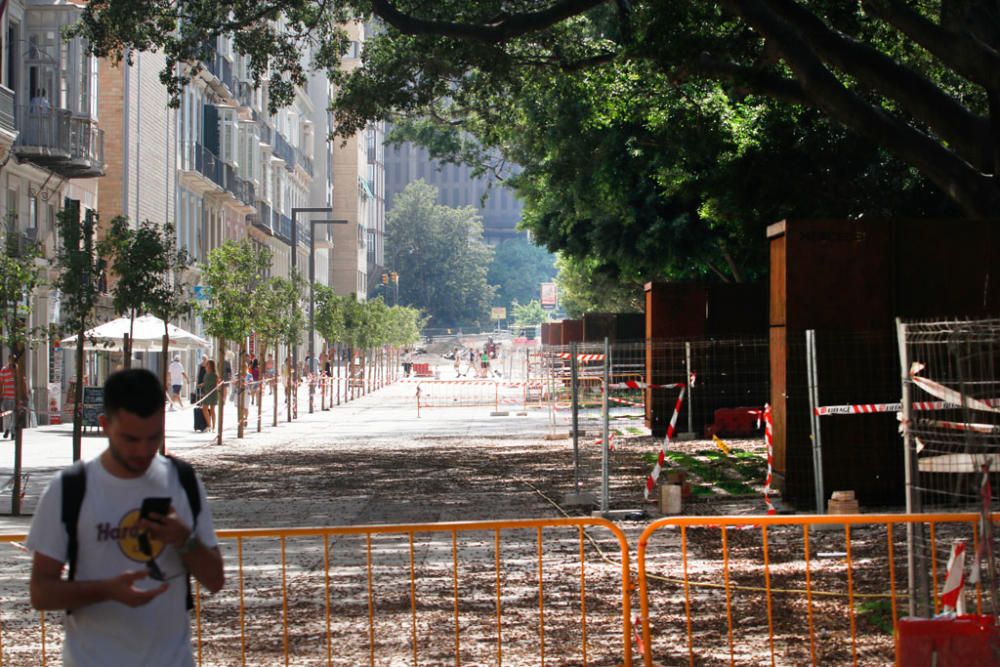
[
  {"x1": 386, "y1": 181, "x2": 496, "y2": 328},
  {"x1": 74, "y1": 1, "x2": 995, "y2": 290},
  {"x1": 486, "y1": 237, "x2": 556, "y2": 314},
  {"x1": 74, "y1": 1, "x2": 998, "y2": 218}
]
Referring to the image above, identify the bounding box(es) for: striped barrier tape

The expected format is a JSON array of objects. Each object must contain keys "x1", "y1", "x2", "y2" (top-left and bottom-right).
[
  {"x1": 763, "y1": 405, "x2": 776, "y2": 515},
  {"x1": 915, "y1": 418, "x2": 1000, "y2": 435},
  {"x1": 941, "y1": 539, "x2": 967, "y2": 613},
  {"x1": 644, "y1": 387, "x2": 686, "y2": 501},
  {"x1": 609, "y1": 396, "x2": 644, "y2": 408},
  {"x1": 606, "y1": 380, "x2": 685, "y2": 390},
  {"x1": 815, "y1": 399, "x2": 1000, "y2": 416},
  {"x1": 910, "y1": 362, "x2": 1000, "y2": 414},
  {"x1": 556, "y1": 352, "x2": 606, "y2": 362}
]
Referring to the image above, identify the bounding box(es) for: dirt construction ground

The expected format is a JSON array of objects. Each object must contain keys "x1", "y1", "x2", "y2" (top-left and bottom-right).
[{"x1": 0, "y1": 357, "x2": 932, "y2": 665}]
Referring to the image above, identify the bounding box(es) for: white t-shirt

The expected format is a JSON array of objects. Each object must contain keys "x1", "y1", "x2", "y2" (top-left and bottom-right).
[
  {"x1": 27, "y1": 455, "x2": 219, "y2": 667},
  {"x1": 168, "y1": 361, "x2": 186, "y2": 386}
]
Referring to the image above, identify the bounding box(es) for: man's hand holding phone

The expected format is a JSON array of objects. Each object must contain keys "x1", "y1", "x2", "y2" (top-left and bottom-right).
[{"x1": 138, "y1": 496, "x2": 192, "y2": 551}]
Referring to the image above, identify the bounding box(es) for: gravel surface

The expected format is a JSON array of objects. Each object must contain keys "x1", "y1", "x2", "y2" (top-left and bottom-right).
[{"x1": 0, "y1": 371, "x2": 958, "y2": 665}]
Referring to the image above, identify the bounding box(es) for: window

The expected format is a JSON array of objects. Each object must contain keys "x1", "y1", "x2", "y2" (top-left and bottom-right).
[{"x1": 218, "y1": 107, "x2": 238, "y2": 164}]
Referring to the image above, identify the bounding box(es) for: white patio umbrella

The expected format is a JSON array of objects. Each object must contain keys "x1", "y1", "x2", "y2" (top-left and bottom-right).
[{"x1": 60, "y1": 314, "x2": 210, "y2": 352}]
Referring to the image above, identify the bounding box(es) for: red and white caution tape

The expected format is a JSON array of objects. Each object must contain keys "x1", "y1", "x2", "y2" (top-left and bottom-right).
[
  {"x1": 763, "y1": 405, "x2": 776, "y2": 515},
  {"x1": 915, "y1": 418, "x2": 1000, "y2": 435},
  {"x1": 941, "y1": 539, "x2": 968, "y2": 614},
  {"x1": 644, "y1": 387, "x2": 686, "y2": 501},
  {"x1": 910, "y1": 362, "x2": 1000, "y2": 414},
  {"x1": 608, "y1": 396, "x2": 644, "y2": 408},
  {"x1": 815, "y1": 398, "x2": 1000, "y2": 416},
  {"x1": 607, "y1": 380, "x2": 684, "y2": 390},
  {"x1": 557, "y1": 352, "x2": 606, "y2": 362}
]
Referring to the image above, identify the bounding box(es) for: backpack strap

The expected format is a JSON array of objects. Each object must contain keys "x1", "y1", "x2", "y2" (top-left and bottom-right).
[
  {"x1": 60, "y1": 460, "x2": 87, "y2": 615},
  {"x1": 60, "y1": 460, "x2": 87, "y2": 583},
  {"x1": 167, "y1": 455, "x2": 201, "y2": 530},
  {"x1": 166, "y1": 455, "x2": 201, "y2": 612}
]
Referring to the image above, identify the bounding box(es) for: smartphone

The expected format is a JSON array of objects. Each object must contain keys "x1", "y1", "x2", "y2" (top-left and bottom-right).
[{"x1": 140, "y1": 496, "x2": 171, "y2": 523}]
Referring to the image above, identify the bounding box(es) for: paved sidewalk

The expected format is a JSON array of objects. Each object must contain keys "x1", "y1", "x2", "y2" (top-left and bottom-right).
[{"x1": 0, "y1": 374, "x2": 553, "y2": 533}]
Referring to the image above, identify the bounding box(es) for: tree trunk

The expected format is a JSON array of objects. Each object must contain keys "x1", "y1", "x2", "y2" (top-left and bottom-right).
[
  {"x1": 123, "y1": 333, "x2": 131, "y2": 370},
  {"x1": 272, "y1": 342, "x2": 279, "y2": 428},
  {"x1": 286, "y1": 345, "x2": 292, "y2": 423},
  {"x1": 217, "y1": 339, "x2": 226, "y2": 446},
  {"x1": 237, "y1": 341, "x2": 246, "y2": 439},
  {"x1": 258, "y1": 342, "x2": 264, "y2": 433},
  {"x1": 160, "y1": 331, "x2": 169, "y2": 455},
  {"x1": 11, "y1": 347, "x2": 24, "y2": 515},
  {"x1": 72, "y1": 323, "x2": 85, "y2": 461}
]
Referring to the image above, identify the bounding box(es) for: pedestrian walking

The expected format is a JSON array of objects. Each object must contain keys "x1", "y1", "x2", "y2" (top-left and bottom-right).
[{"x1": 26, "y1": 368, "x2": 224, "y2": 666}]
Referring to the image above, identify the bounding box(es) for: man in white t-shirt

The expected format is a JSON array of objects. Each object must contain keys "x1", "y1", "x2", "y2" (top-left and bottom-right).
[
  {"x1": 167, "y1": 356, "x2": 188, "y2": 411},
  {"x1": 27, "y1": 368, "x2": 224, "y2": 666}
]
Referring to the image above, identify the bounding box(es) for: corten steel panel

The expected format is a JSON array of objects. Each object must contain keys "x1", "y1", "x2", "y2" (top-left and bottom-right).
[
  {"x1": 560, "y1": 319, "x2": 584, "y2": 344},
  {"x1": 706, "y1": 284, "x2": 768, "y2": 335},
  {"x1": 769, "y1": 327, "x2": 788, "y2": 490},
  {"x1": 645, "y1": 283, "x2": 710, "y2": 339},
  {"x1": 549, "y1": 322, "x2": 563, "y2": 346},
  {"x1": 583, "y1": 313, "x2": 615, "y2": 342},
  {"x1": 542, "y1": 322, "x2": 559, "y2": 345},
  {"x1": 616, "y1": 313, "x2": 646, "y2": 342},
  {"x1": 893, "y1": 219, "x2": 1000, "y2": 318},
  {"x1": 768, "y1": 218, "x2": 999, "y2": 508},
  {"x1": 768, "y1": 224, "x2": 787, "y2": 327},
  {"x1": 783, "y1": 219, "x2": 893, "y2": 331}
]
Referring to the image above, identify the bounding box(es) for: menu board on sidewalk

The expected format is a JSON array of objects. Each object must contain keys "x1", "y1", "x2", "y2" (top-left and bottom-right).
[{"x1": 82, "y1": 386, "x2": 104, "y2": 427}]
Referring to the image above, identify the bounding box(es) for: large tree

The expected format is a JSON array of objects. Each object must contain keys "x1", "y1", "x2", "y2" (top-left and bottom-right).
[
  {"x1": 387, "y1": 181, "x2": 496, "y2": 328},
  {"x1": 73, "y1": 1, "x2": 1000, "y2": 220},
  {"x1": 486, "y1": 237, "x2": 557, "y2": 313}
]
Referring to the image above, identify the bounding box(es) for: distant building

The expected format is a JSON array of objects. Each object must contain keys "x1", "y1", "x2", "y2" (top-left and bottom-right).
[{"x1": 383, "y1": 138, "x2": 523, "y2": 243}]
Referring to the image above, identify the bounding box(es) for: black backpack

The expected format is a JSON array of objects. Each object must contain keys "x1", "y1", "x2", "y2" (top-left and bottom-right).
[{"x1": 61, "y1": 455, "x2": 202, "y2": 611}]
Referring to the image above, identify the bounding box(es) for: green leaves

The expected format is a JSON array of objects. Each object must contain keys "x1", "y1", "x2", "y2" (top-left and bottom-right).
[
  {"x1": 386, "y1": 181, "x2": 496, "y2": 329},
  {"x1": 199, "y1": 239, "x2": 272, "y2": 342}
]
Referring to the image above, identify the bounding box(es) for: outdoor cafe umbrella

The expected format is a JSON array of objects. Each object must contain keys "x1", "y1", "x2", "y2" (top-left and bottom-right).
[{"x1": 59, "y1": 314, "x2": 210, "y2": 352}]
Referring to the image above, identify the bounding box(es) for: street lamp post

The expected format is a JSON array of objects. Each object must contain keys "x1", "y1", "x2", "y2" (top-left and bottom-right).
[
  {"x1": 308, "y1": 218, "x2": 348, "y2": 413},
  {"x1": 290, "y1": 207, "x2": 340, "y2": 415}
]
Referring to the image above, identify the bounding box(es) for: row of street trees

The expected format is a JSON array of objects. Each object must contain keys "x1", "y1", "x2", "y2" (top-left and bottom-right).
[{"x1": 0, "y1": 207, "x2": 422, "y2": 513}]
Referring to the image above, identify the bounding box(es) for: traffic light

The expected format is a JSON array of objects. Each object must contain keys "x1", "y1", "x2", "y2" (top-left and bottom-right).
[
  {"x1": 390, "y1": 272, "x2": 398, "y2": 284},
  {"x1": 382, "y1": 273, "x2": 388, "y2": 285}
]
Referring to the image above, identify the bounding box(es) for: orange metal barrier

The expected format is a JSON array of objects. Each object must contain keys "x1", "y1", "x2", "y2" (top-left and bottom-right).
[
  {"x1": 635, "y1": 513, "x2": 995, "y2": 667},
  {"x1": 0, "y1": 517, "x2": 633, "y2": 666}
]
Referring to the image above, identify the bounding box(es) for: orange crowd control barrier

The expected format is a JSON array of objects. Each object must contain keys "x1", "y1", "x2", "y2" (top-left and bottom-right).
[
  {"x1": 635, "y1": 512, "x2": 998, "y2": 667},
  {"x1": 0, "y1": 517, "x2": 633, "y2": 666}
]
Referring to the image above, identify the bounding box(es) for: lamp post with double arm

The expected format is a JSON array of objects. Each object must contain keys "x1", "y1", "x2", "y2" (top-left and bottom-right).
[{"x1": 307, "y1": 217, "x2": 347, "y2": 413}]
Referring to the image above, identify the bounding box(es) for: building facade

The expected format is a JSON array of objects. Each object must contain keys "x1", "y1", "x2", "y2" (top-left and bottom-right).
[
  {"x1": 0, "y1": 3, "x2": 385, "y2": 423},
  {"x1": 383, "y1": 138, "x2": 523, "y2": 244}
]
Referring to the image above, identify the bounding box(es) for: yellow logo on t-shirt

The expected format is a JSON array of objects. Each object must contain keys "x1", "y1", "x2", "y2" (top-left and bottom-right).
[{"x1": 96, "y1": 509, "x2": 165, "y2": 562}]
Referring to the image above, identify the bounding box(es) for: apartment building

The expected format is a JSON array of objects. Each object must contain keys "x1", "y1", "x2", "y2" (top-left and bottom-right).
[
  {"x1": 327, "y1": 21, "x2": 385, "y2": 302},
  {"x1": 384, "y1": 138, "x2": 523, "y2": 243},
  {"x1": 0, "y1": 0, "x2": 105, "y2": 421}
]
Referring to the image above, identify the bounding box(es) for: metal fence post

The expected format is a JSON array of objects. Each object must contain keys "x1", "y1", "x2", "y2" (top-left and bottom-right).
[
  {"x1": 571, "y1": 341, "x2": 581, "y2": 493},
  {"x1": 685, "y1": 341, "x2": 694, "y2": 435},
  {"x1": 896, "y1": 317, "x2": 929, "y2": 616},
  {"x1": 601, "y1": 337, "x2": 611, "y2": 514},
  {"x1": 805, "y1": 330, "x2": 825, "y2": 514}
]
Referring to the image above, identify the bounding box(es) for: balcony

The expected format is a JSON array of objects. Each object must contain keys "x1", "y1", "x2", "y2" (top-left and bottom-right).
[
  {"x1": 13, "y1": 106, "x2": 104, "y2": 177},
  {"x1": 297, "y1": 220, "x2": 312, "y2": 249},
  {"x1": 275, "y1": 213, "x2": 293, "y2": 244},
  {"x1": 0, "y1": 86, "x2": 15, "y2": 137},
  {"x1": 200, "y1": 44, "x2": 235, "y2": 97},
  {"x1": 272, "y1": 130, "x2": 296, "y2": 171},
  {"x1": 252, "y1": 201, "x2": 273, "y2": 235},
  {"x1": 297, "y1": 150, "x2": 313, "y2": 177}
]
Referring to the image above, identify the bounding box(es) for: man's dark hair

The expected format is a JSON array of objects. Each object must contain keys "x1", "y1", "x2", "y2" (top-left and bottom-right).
[{"x1": 104, "y1": 368, "x2": 164, "y2": 419}]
